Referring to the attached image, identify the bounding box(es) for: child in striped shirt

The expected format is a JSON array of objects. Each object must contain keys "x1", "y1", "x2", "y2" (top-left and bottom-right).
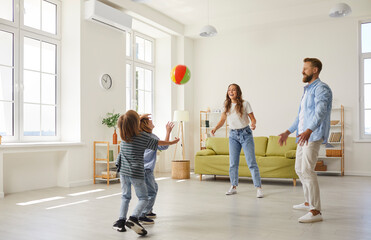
[{"x1": 112, "y1": 110, "x2": 179, "y2": 236}]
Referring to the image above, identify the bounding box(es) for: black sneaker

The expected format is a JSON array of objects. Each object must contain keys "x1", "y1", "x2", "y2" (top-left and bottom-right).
[
  {"x1": 112, "y1": 219, "x2": 126, "y2": 232},
  {"x1": 139, "y1": 216, "x2": 155, "y2": 225},
  {"x1": 125, "y1": 216, "x2": 147, "y2": 236},
  {"x1": 146, "y1": 212, "x2": 157, "y2": 219}
]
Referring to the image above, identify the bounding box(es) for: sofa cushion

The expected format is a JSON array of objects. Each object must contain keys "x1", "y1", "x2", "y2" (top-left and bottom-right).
[
  {"x1": 206, "y1": 138, "x2": 229, "y2": 155},
  {"x1": 266, "y1": 136, "x2": 297, "y2": 156},
  {"x1": 253, "y1": 137, "x2": 268, "y2": 156},
  {"x1": 196, "y1": 149, "x2": 216, "y2": 156},
  {"x1": 285, "y1": 150, "x2": 296, "y2": 159}
]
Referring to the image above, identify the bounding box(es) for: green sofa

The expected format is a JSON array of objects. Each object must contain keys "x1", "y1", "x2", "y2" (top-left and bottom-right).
[{"x1": 195, "y1": 136, "x2": 299, "y2": 186}]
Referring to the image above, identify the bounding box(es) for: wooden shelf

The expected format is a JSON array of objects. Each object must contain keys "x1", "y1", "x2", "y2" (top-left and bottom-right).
[
  {"x1": 320, "y1": 105, "x2": 344, "y2": 176},
  {"x1": 200, "y1": 110, "x2": 229, "y2": 150},
  {"x1": 94, "y1": 141, "x2": 120, "y2": 185}
]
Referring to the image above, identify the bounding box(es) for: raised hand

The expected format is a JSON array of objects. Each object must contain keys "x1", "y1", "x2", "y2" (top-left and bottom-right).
[
  {"x1": 166, "y1": 122, "x2": 175, "y2": 133},
  {"x1": 140, "y1": 113, "x2": 151, "y2": 120}
]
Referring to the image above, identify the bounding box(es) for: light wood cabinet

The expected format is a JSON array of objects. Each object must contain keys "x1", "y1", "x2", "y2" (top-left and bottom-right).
[
  {"x1": 93, "y1": 141, "x2": 120, "y2": 185},
  {"x1": 317, "y1": 105, "x2": 345, "y2": 176}
]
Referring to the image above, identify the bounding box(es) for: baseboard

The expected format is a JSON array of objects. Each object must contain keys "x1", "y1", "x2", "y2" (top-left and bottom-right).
[
  {"x1": 344, "y1": 171, "x2": 371, "y2": 176},
  {"x1": 0, "y1": 192, "x2": 4, "y2": 198},
  {"x1": 68, "y1": 179, "x2": 94, "y2": 187}
]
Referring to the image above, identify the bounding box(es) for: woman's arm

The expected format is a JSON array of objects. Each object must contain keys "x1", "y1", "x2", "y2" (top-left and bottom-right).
[
  {"x1": 211, "y1": 112, "x2": 227, "y2": 136},
  {"x1": 248, "y1": 112, "x2": 256, "y2": 130}
]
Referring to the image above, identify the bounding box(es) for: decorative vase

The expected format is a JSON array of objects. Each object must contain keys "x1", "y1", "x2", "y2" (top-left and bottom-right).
[{"x1": 113, "y1": 129, "x2": 118, "y2": 144}]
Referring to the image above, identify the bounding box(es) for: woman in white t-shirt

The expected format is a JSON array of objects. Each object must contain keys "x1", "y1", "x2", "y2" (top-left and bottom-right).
[{"x1": 211, "y1": 84, "x2": 263, "y2": 198}]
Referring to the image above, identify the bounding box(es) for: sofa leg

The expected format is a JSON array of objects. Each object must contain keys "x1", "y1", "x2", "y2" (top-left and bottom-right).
[
  {"x1": 199, "y1": 174, "x2": 202, "y2": 181},
  {"x1": 214, "y1": 175, "x2": 216, "y2": 180},
  {"x1": 293, "y1": 178, "x2": 296, "y2": 186}
]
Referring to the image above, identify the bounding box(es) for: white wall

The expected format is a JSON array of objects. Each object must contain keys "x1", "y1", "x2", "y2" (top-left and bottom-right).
[{"x1": 192, "y1": 16, "x2": 371, "y2": 175}]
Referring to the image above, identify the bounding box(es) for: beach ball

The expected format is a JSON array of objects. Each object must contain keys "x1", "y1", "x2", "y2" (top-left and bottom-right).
[{"x1": 171, "y1": 65, "x2": 191, "y2": 85}]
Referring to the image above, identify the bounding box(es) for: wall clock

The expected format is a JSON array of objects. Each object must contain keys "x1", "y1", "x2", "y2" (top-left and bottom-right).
[{"x1": 100, "y1": 74, "x2": 112, "y2": 90}]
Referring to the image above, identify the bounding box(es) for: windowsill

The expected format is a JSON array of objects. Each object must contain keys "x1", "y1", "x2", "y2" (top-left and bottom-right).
[
  {"x1": 0, "y1": 142, "x2": 85, "y2": 149},
  {"x1": 353, "y1": 139, "x2": 371, "y2": 143}
]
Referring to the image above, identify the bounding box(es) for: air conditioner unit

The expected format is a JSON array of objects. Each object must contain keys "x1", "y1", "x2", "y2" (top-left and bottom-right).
[{"x1": 85, "y1": 0, "x2": 132, "y2": 32}]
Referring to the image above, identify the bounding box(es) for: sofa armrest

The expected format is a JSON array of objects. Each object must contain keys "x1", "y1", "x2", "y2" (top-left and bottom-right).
[
  {"x1": 285, "y1": 150, "x2": 296, "y2": 159},
  {"x1": 196, "y1": 149, "x2": 216, "y2": 156}
]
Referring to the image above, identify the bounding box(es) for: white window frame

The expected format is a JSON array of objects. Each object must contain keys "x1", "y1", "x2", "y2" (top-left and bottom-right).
[
  {"x1": 126, "y1": 30, "x2": 155, "y2": 115},
  {"x1": 0, "y1": 24, "x2": 19, "y2": 142},
  {"x1": 0, "y1": 0, "x2": 61, "y2": 142},
  {"x1": 359, "y1": 19, "x2": 371, "y2": 140}
]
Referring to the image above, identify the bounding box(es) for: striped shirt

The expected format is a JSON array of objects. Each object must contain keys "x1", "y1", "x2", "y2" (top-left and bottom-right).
[{"x1": 116, "y1": 132, "x2": 158, "y2": 178}]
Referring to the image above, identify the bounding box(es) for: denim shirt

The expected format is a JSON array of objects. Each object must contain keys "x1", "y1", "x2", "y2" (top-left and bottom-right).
[
  {"x1": 288, "y1": 79, "x2": 333, "y2": 144},
  {"x1": 143, "y1": 133, "x2": 169, "y2": 172}
]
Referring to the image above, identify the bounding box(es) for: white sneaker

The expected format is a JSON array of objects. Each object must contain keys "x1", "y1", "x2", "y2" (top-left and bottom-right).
[
  {"x1": 293, "y1": 203, "x2": 310, "y2": 210},
  {"x1": 298, "y1": 212, "x2": 323, "y2": 223},
  {"x1": 225, "y1": 186, "x2": 237, "y2": 195},
  {"x1": 256, "y1": 188, "x2": 264, "y2": 198}
]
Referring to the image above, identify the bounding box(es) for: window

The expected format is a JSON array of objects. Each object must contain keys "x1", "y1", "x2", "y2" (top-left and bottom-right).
[
  {"x1": 0, "y1": 0, "x2": 60, "y2": 142},
  {"x1": 360, "y1": 21, "x2": 371, "y2": 139},
  {"x1": 126, "y1": 31, "x2": 154, "y2": 115}
]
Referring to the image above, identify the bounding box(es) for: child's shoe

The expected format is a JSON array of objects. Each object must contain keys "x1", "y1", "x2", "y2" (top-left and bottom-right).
[
  {"x1": 139, "y1": 216, "x2": 155, "y2": 225},
  {"x1": 112, "y1": 219, "x2": 126, "y2": 232},
  {"x1": 146, "y1": 212, "x2": 157, "y2": 219},
  {"x1": 125, "y1": 216, "x2": 147, "y2": 236}
]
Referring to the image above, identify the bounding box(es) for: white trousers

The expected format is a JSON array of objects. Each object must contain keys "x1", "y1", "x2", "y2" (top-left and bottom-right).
[{"x1": 295, "y1": 140, "x2": 322, "y2": 211}]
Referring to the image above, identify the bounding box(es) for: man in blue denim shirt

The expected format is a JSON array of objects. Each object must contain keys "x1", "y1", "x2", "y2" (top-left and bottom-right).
[{"x1": 279, "y1": 58, "x2": 332, "y2": 223}]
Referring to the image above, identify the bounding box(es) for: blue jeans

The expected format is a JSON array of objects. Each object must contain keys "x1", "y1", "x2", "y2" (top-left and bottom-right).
[
  {"x1": 229, "y1": 126, "x2": 262, "y2": 187},
  {"x1": 119, "y1": 174, "x2": 148, "y2": 220},
  {"x1": 141, "y1": 169, "x2": 158, "y2": 216}
]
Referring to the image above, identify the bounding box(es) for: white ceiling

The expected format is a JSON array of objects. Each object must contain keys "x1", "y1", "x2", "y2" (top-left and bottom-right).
[
  {"x1": 119, "y1": 0, "x2": 371, "y2": 38},
  {"x1": 142, "y1": 0, "x2": 327, "y2": 25}
]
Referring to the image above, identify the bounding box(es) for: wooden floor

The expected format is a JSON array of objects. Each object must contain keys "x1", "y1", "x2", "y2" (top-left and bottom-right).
[{"x1": 0, "y1": 173, "x2": 371, "y2": 240}]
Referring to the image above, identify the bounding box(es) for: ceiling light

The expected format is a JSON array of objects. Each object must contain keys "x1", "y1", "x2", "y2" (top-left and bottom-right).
[
  {"x1": 200, "y1": 25, "x2": 218, "y2": 37},
  {"x1": 329, "y1": 3, "x2": 352, "y2": 18},
  {"x1": 199, "y1": 0, "x2": 217, "y2": 37}
]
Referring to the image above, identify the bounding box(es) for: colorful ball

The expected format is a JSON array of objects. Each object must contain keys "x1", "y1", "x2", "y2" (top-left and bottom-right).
[{"x1": 171, "y1": 65, "x2": 191, "y2": 85}]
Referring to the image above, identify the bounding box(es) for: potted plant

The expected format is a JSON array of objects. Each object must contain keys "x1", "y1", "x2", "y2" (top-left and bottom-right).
[{"x1": 102, "y1": 112, "x2": 120, "y2": 144}]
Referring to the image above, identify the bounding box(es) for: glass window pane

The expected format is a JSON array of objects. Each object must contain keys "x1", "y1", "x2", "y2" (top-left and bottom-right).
[
  {"x1": 0, "y1": 30, "x2": 13, "y2": 66},
  {"x1": 24, "y1": 103, "x2": 40, "y2": 136},
  {"x1": 144, "y1": 40, "x2": 152, "y2": 63},
  {"x1": 24, "y1": 70, "x2": 40, "y2": 103},
  {"x1": 41, "y1": 74, "x2": 55, "y2": 104},
  {"x1": 365, "y1": 110, "x2": 371, "y2": 135},
  {"x1": 0, "y1": 66, "x2": 13, "y2": 101},
  {"x1": 126, "y1": 64, "x2": 131, "y2": 88},
  {"x1": 126, "y1": 88, "x2": 130, "y2": 111},
  {"x1": 24, "y1": 37, "x2": 40, "y2": 71},
  {"x1": 362, "y1": 23, "x2": 371, "y2": 53},
  {"x1": 41, "y1": 105, "x2": 55, "y2": 136},
  {"x1": 0, "y1": 0, "x2": 13, "y2": 21},
  {"x1": 126, "y1": 32, "x2": 131, "y2": 57},
  {"x1": 365, "y1": 84, "x2": 371, "y2": 109},
  {"x1": 145, "y1": 91, "x2": 152, "y2": 113},
  {"x1": 364, "y1": 59, "x2": 371, "y2": 84},
  {"x1": 136, "y1": 67, "x2": 144, "y2": 90},
  {"x1": 144, "y1": 69, "x2": 152, "y2": 91},
  {"x1": 137, "y1": 90, "x2": 144, "y2": 113},
  {"x1": 24, "y1": 0, "x2": 41, "y2": 30},
  {"x1": 0, "y1": 101, "x2": 13, "y2": 136},
  {"x1": 136, "y1": 36, "x2": 144, "y2": 61},
  {"x1": 41, "y1": 1, "x2": 57, "y2": 34},
  {"x1": 41, "y1": 41, "x2": 56, "y2": 74}
]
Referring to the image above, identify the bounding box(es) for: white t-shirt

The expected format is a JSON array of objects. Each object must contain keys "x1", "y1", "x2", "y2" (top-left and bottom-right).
[{"x1": 225, "y1": 101, "x2": 253, "y2": 130}]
